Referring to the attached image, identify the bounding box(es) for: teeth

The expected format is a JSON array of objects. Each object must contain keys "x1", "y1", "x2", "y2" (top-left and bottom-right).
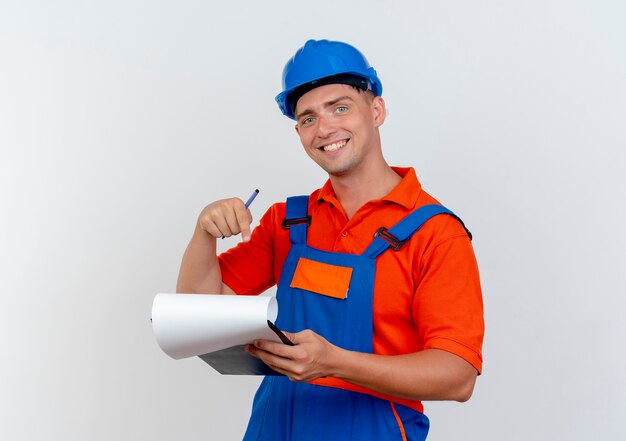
[{"x1": 322, "y1": 140, "x2": 346, "y2": 152}]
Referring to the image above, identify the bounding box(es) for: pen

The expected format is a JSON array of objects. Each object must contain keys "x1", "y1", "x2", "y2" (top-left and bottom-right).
[
  {"x1": 221, "y1": 189, "x2": 259, "y2": 239},
  {"x1": 244, "y1": 189, "x2": 260, "y2": 209}
]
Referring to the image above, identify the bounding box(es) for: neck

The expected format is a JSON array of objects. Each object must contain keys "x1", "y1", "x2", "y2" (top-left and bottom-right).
[{"x1": 330, "y1": 161, "x2": 401, "y2": 220}]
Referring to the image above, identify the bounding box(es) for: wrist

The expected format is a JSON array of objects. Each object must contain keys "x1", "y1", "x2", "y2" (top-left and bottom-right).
[{"x1": 325, "y1": 345, "x2": 351, "y2": 379}]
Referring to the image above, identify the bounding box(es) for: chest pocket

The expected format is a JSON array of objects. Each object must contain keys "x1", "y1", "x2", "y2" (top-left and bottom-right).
[{"x1": 290, "y1": 257, "x2": 353, "y2": 300}]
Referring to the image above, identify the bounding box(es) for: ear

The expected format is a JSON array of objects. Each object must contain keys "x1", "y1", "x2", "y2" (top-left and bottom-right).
[
  {"x1": 371, "y1": 96, "x2": 386, "y2": 128},
  {"x1": 294, "y1": 124, "x2": 300, "y2": 135}
]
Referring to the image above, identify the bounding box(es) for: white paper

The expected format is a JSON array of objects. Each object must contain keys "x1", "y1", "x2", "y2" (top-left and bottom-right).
[{"x1": 151, "y1": 293, "x2": 280, "y2": 360}]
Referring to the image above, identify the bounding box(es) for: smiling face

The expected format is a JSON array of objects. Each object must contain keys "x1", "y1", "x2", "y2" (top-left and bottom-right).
[{"x1": 293, "y1": 83, "x2": 386, "y2": 178}]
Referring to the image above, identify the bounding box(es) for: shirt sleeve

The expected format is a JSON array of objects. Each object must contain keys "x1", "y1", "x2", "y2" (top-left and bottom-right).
[
  {"x1": 218, "y1": 205, "x2": 280, "y2": 295},
  {"x1": 412, "y1": 219, "x2": 484, "y2": 373}
]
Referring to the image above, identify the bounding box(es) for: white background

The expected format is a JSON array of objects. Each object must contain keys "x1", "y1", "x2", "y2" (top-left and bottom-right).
[{"x1": 1, "y1": 1, "x2": 625, "y2": 440}]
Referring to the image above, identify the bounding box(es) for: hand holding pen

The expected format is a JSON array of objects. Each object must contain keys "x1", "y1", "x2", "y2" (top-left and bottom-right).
[
  {"x1": 221, "y1": 189, "x2": 259, "y2": 240},
  {"x1": 196, "y1": 189, "x2": 260, "y2": 242}
]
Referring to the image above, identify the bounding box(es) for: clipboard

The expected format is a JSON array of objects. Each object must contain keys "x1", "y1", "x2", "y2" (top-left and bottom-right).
[{"x1": 198, "y1": 320, "x2": 294, "y2": 375}]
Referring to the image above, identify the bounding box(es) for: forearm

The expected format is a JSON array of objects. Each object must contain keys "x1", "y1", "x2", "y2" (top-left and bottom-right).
[
  {"x1": 249, "y1": 332, "x2": 478, "y2": 403},
  {"x1": 176, "y1": 225, "x2": 228, "y2": 294},
  {"x1": 329, "y1": 347, "x2": 478, "y2": 402}
]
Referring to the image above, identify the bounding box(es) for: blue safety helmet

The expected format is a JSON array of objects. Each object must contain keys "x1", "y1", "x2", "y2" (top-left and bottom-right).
[{"x1": 275, "y1": 39, "x2": 383, "y2": 119}]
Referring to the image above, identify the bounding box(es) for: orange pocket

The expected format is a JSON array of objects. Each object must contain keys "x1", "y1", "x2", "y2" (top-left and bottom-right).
[{"x1": 290, "y1": 257, "x2": 353, "y2": 299}]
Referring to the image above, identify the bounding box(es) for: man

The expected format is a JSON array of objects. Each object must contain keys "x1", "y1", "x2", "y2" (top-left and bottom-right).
[{"x1": 177, "y1": 39, "x2": 484, "y2": 441}]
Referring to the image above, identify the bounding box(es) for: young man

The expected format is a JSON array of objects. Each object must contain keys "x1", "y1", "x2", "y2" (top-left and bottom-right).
[{"x1": 177, "y1": 39, "x2": 484, "y2": 441}]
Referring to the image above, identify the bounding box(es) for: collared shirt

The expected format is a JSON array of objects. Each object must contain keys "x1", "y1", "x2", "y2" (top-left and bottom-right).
[{"x1": 220, "y1": 167, "x2": 484, "y2": 375}]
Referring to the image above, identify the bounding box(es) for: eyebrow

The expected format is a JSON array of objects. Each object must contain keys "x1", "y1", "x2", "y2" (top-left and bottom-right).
[{"x1": 295, "y1": 96, "x2": 355, "y2": 121}]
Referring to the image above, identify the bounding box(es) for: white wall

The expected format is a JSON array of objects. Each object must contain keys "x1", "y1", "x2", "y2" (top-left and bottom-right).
[{"x1": 1, "y1": 1, "x2": 625, "y2": 439}]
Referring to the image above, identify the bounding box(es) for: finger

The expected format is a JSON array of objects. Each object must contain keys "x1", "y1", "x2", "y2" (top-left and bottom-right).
[
  {"x1": 201, "y1": 212, "x2": 234, "y2": 238},
  {"x1": 248, "y1": 345, "x2": 296, "y2": 374},
  {"x1": 216, "y1": 199, "x2": 240, "y2": 236},
  {"x1": 249, "y1": 343, "x2": 322, "y2": 382},
  {"x1": 234, "y1": 205, "x2": 253, "y2": 242},
  {"x1": 198, "y1": 209, "x2": 230, "y2": 238},
  {"x1": 200, "y1": 199, "x2": 243, "y2": 238},
  {"x1": 253, "y1": 339, "x2": 300, "y2": 360},
  {"x1": 200, "y1": 219, "x2": 224, "y2": 238}
]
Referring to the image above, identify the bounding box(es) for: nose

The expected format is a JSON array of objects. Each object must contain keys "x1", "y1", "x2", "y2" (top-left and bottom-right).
[{"x1": 316, "y1": 114, "x2": 337, "y2": 138}]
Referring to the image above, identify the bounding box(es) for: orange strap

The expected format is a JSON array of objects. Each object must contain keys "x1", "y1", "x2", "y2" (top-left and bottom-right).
[{"x1": 390, "y1": 402, "x2": 408, "y2": 441}]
